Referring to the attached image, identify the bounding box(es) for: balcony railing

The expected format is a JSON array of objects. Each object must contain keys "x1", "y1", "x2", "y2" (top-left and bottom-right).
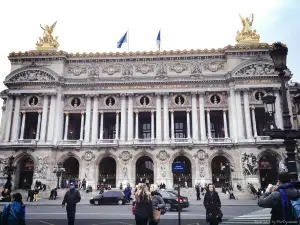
[
  {"x1": 208, "y1": 138, "x2": 232, "y2": 143},
  {"x1": 96, "y1": 139, "x2": 119, "y2": 145},
  {"x1": 255, "y1": 136, "x2": 284, "y2": 143},
  {"x1": 133, "y1": 139, "x2": 155, "y2": 148},
  {"x1": 15, "y1": 139, "x2": 37, "y2": 144},
  {"x1": 170, "y1": 138, "x2": 193, "y2": 148},
  {"x1": 59, "y1": 140, "x2": 82, "y2": 145}
]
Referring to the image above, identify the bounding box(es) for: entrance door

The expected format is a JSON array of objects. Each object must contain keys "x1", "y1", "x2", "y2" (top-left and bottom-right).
[
  {"x1": 99, "y1": 157, "x2": 117, "y2": 188},
  {"x1": 62, "y1": 157, "x2": 79, "y2": 188},
  {"x1": 135, "y1": 156, "x2": 154, "y2": 185},
  {"x1": 211, "y1": 156, "x2": 231, "y2": 188},
  {"x1": 18, "y1": 157, "x2": 34, "y2": 189},
  {"x1": 259, "y1": 154, "x2": 278, "y2": 188}
]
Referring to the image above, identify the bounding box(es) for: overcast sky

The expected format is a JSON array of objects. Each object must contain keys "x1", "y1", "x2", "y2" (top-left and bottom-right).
[{"x1": 0, "y1": 0, "x2": 299, "y2": 90}]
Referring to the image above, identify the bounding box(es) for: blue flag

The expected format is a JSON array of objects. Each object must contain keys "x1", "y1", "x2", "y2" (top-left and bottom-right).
[
  {"x1": 117, "y1": 32, "x2": 128, "y2": 48},
  {"x1": 156, "y1": 30, "x2": 161, "y2": 50}
]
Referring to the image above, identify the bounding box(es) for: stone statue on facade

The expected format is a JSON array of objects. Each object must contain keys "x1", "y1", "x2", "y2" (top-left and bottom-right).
[
  {"x1": 241, "y1": 152, "x2": 258, "y2": 175},
  {"x1": 85, "y1": 162, "x2": 90, "y2": 178},
  {"x1": 122, "y1": 167, "x2": 127, "y2": 177},
  {"x1": 36, "y1": 21, "x2": 60, "y2": 50},
  {"x1": 236, "y1": 14, "x2": 260, "y2": 44},
  {"x1": 0, "y1": 158, "x2": 8, "y2": 176},
  {"x1": 34, "y1": 155, "x2": 49, "y2": 179}
]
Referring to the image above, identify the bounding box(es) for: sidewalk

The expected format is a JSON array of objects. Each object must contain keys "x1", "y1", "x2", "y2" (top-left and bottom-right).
[{"x1": 0, "y1": 197, "x2": 258, "y2": 206}]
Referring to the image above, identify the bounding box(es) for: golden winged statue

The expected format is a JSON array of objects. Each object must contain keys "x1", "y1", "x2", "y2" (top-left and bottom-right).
[
  {"x1": 36, "y1": 21, "x2": 60, "y2": 50},
  {"x1": 236, "y1": 14, "x2": 260, "y2": 44}
]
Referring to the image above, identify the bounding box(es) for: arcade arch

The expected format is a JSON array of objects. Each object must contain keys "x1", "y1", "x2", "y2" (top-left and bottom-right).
[
  {"x1": 15, "y1": 156, "x2": 35, "y2": 189},
  {"x1": 211, "y1": 155, "x2": 231, "y2": 188},
  {"x1": 172, "y1": 156, "x2": 192, "y2": 187},
  {"x1": 258, "y1": 153, "x2": 278, "y2": 188},
  {"x1": 61, "y1": 157, "x2": 79, "y2": 188},
  {"x1": 135, "y1": 156, "x2": 154, "y2": 185},
  {"x1": 99, "y1": 157, "x2": 117, "y2": 188}
]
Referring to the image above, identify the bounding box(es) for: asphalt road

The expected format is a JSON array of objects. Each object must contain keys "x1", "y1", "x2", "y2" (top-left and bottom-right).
[{"x1": 0, "y1": 204, "x2": 262, "y2": 224}]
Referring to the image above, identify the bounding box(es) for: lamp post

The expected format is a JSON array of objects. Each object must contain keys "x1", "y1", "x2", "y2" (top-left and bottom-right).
[
  {"x1": 2, "y1": 156, "x2": 17, "y2": 192},
  {"x1": 262, "y1": 42, "x2": 300, "y2": 181},
  {"x1": 53, "y1": 162, "x2": 65, "y2": 189}
]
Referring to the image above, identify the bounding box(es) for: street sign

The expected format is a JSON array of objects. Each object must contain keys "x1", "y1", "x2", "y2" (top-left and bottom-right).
[{"x1": 172, "y1": 163, "x2": 185, "y2": 173}]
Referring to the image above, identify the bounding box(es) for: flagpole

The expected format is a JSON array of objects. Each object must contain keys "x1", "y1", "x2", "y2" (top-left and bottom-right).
[
  {"x1": 159, "y1": 28, "x2": 161, "y2": 51},
  {"x1": 127, "y1": 29, "x2": 129, "y2": 53}
]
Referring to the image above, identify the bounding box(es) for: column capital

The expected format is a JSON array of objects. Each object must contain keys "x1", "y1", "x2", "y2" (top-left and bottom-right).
[
  {"x1": 163, "y1": 92, "x2": 169, "y2": 97},
  {"x1": 250, "y1": 105, "x2": 255, "y2": 110},
  {"x1": 93, "y1": 95, "x2": 99, "y2": 99},
  {"x1": 223, "y1": 109, "x2": 228, "y2": 112},
  {"x1": 120, "y1": 93, "x2": 127, "y2": 97},
  {"x1": 49, "y1": 92, "x2": 57, "y2": 96},
  {"x1": 81, "y1": 111, "x2": 85, "y2": 115},
  {"x1": 186, "y1": 109, "x2": 191, "y2": 113},
  {"x1": 191, "y1": 92, "x2": 197, "y2": 96},
  {"x1": 99, "y1": 111, "x2": 104, "y2": 115},
  {"x1": 135, "y1": 110, "x2": 139, "y2": 114},
  {"x1": 198, "y1": 91, "x2": 205, "y2": 96},
  {"x1": 151, "y1": 110, "x2": 155, "y2": 113},
  {"x1": 205, "y1": 108, "x2": 210, "y2": 112},
  {"x1": 116, "y1": 111, "x2": 120, "y2": 114},
  {"x1": 21, "y1": 111, "x2": 26, "y2": 115},
  {"x1": 85, "y1": 94, "x2": 94, "y2": 98},
  {"x1": 273, "y1": 87, "x2": 281, "y2": 92},
  {"x1": 38, "y1": 111, "x2": 42, "y2": 114},
  {"x1": 65, "y1": 112, "x2": 69, "y2": 115},
  {"x1": 241, "y1": 88, "x2": 250, "y2": 93},
  {"x1": 127, "y1": 93, "x2": 134, "y2": 97},
  {"x1": 169, "y1": 109, "x2": 174, "y2": 113},
  {"x1": 155, "y1": 92, "x2": 163, "y2": 96}
]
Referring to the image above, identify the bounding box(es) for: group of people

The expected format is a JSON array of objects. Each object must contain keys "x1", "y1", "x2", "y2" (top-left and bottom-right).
[{"x1": 63, "y1": 178, "x2": 87, "y2": 190}]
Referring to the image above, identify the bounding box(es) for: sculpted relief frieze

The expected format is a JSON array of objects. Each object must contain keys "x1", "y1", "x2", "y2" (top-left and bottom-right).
[
  {"x1": 135, "y1": 64, "x2": 155, "y2": 74},
  {"x1": 169, "y1": 62, "x2": 188, "y2": 73},
  {"x1": 88, "y1": 64, "x2": 100, "y2": 77},
  {"x1": 234, "y1": 63, "x2": 276, "y2": 76},
  {"x1": 205, "y1": 62, "x2": 224, "y2": 72},
  {"x1": 102, "y1": 65, "x2": 121, "y2": 75},
  {"x1": 68, "y1": 66, "x2": 87, "y2": 76},
  {"x1": 122, "y1": 63, "x2": 133, "y2": 77},
  {"x1": 8, "y1": 70, "x2": 55, "y2": 82}
]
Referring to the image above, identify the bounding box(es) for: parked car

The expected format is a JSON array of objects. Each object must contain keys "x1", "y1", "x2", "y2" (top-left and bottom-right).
[
  {"x1": 158, "y1": 190, "x2": 189, "y2": 211},
  {"x1": 90, "y1": 191, "x2": 127, "y2": 205}
]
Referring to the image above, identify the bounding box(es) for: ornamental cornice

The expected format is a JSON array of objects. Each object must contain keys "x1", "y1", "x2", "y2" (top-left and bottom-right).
[{"x1": 8, "y1": 43, "x2": 271, "y2": 59}]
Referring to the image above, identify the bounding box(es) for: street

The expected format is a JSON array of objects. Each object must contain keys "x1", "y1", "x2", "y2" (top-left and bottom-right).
[{"x1": 0, "y1": 204, "x2": 262, "y2": 225}]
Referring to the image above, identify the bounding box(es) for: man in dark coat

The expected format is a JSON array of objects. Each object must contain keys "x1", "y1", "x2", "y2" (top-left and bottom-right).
[
  {"x1": 258, "y1": 171, "x2": 299, "y2": 225},
  {"x1": 62, "y1": 182, "x2": 81, "y2": 225}
]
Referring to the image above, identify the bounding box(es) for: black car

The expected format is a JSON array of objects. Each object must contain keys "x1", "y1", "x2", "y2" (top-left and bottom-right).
[
  {"x1": 158, "y1": 190, "x2": 189, "y2": 211},
  {"x1": 90, "y1": 191, "x2": 127, "y2": 205}
]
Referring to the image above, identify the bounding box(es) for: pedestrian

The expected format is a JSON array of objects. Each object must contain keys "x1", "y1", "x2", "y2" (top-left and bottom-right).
[
  {"x1": 124, "y1": 184, "x2": 132, "y2": 203},
  {"x1": 149, "y1": 190, "x2": 166, "y2": 225},
  {"x1": 33, "y1": 187, "x2": 39, "y2": 201},
  {"x1": 62, "y1": 182, "x2": 81, "y2": 225},
  {"x1": 204, "y1": 184, "x2": 222, "y2": 225},
  {"x1": 133, "y1": 183, "x2": 153, "y2": 225},
  {"x1": 1, "y1": 192, "x2": 26, "y2": 225},
  {"x1": 26, "y1": 188, "x2": 33, "y2": 202},
  {"x1": 258, "y1": 168, "x2": 299, "y2": 225},
  {"x1": 195, "y1": 184, "x2": 201, "y2": 200},
  {"x1": 49, "y1": 188, "x2": 57, "y2": 200},
  {"x1": 81, "y1": 178, "x2": 86, "y2": 190}
]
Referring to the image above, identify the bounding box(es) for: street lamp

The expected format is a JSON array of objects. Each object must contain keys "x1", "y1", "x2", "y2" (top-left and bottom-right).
[
  {"x1": 53, "y1": 162, "x2": 65, "y2": 189},
  {"x1": 262, "y1": 42, "x2": 300, "y2": 181},
  {"x1": 262, "y1": 93, "x2": 278, "y2": 132},
  {"x1": 2, "y1": 156, "x2": 17, "y2": 192}
]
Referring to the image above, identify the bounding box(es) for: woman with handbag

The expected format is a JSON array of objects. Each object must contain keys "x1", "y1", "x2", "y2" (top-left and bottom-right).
[
  {"x1": 133, "y1": 183, "x2": 153, "y2": 225},
  {"x1": 204, "y1": 184, "x2": 222, "y2": 225},
  {"x1": 149, "y1": 190, "x2": 166, "y2": 225}
]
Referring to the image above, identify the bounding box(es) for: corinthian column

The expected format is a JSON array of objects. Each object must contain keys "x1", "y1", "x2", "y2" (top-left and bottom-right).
[
  {"x1": 198, "y1": 92, "x2": 206, "y2": 141},
  {"x1": 4, "y1": 97, "x2": 14, "y2": 142},
  {"x1": 251, "y1": 106, "x2": 258, "y2": 137},
  {"x1": 115, "y1": 111, "x2": 120, "y2": 140},
  {"x1": 80, "y1": 112, "x2": 85, "y2": 141},
  {"x1": 99, "y1": 112, "x2": 104, "y2": 140},
  {"x1": 35, "y1": 111, "x2": 42, "y2": 140},
  {"x1": 243, "y1": 90, "x2": 253, "y2": 139},
  {"x1": 186, "y1": 109, "x2": 191, "y2": 139},
  {"x1": 84, "y1": 96, "x2": 92, "y2": 142},
  {"x1": 170, "y1": 110, "x2": 175, "y2": 140},
  {"x1": 40, "y1": 94, "x2": 49, "y2": 142},
  {"x1": 191, "y1": 93, "x2": 199, "y2": 141},
  {"x1": 151, "y1": 110, "x2": 155, "y2": 140},
  {"x1": 223, "y1": 109, "x2": 228, "y2": 138},
  {"x1": 155, "y1": 93, "x2": 162, "y2": 142},
  {"x1": 120, "y1": 95, "x2": 127, "y2": 141},
  {"x1": 64, "y1": 112, "x2": 69, "y2": 141},
  {"x1": 47, "y1": 94, "x2": 56, "y2": 142},
  {"x1": 274, "y1": 90, "x2": 283, "y2": 129},
  {"x1": 163, "y1": 93, "x2": 170, "y2": 142},
  {"x1": 135, "y1": 111, "x2": 139, "y2": 140},
  {"x1": 19, "y1": 112, "x2": 26, "y2": 140},
  {"x1": 91, "y1": 96, "x2": 99, "y2": 143},
  {"x1": 127, "y1": 94, "x2": 134, "y2": 141},
  {"x1": 206, "y1": 109, "x2": 211, "y2": 139},
  {"x1": 11, "y1": 95, "x2": 21, "y2": 141},
  {"x1": 229, "y1": 88, "x2": 237, "y2": 142},
  {"x1": 235, "y1": 90, "x2": 245, "y2": 140}
]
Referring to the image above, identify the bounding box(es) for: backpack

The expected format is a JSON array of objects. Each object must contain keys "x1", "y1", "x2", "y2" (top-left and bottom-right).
[
  {"x1": 0, "y1": 204, "x2": 11, "y2": 225},
  {"x1": 280, "y1": 189, "x2": 300, "y2": 221}
]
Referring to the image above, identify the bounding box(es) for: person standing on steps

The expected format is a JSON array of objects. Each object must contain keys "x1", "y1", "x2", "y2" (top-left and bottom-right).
[{"x1": 62, "y1": 182, "x2": 81, "y2": 225}]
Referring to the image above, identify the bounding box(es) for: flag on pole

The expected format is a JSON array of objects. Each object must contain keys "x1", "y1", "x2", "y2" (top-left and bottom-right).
[
  {"x1": 117, "y1": 32, "x2": 128, "y2": 48},
  {"x1": 156, "y1": 30, "x2": 161, "y2": 50}
]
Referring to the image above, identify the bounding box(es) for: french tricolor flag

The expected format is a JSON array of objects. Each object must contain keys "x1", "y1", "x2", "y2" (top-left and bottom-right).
[{"x1": 156, "y1": 30, "x2": 161, "y2": 51}]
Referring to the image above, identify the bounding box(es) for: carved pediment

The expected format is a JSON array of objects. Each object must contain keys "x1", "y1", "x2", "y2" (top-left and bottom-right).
[{"x1": 5, "y1": 64, "x2": 59, "y2": 84}]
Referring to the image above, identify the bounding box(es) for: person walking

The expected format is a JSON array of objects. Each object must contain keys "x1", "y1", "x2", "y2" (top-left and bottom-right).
[
  {"x1": 62, "y1": 182, "x2": 81, "y2": 225},
  {"x1": 133, "y1": 183, "x2": 153, "y2": 225},
  {"x1": 81, "y1": 178, "x2": 86, "y2": 190},
  {"x1": 149, "y1": 190, "x2": 166, "y2": 225},
  {"x1": 204, "y1": 184, "x2": 222, "y2": 225},
  {"x1": 1, "y1": 192, "x2": 26, "y2": 225},
  {"x1": 124, "y1": 184, "x2": 132, "y2": 203},
  {"x1": 258, "y1": 167, "x2": 299, "y2": 225},
  {"x1": 195, "y1": 184, "x2": 201, "y2": 200},
  {"x1": 33, "y1": 187, "x2": 39, "y2": 202}
]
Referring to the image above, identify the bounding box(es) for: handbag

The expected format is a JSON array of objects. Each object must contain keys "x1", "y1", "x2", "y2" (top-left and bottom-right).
[
  {"x1": 153, "y1": 209, "x2": 160, "y2": 223},
  {"x1": 131, "y1": 205, "x2": 136, "y2": 215}
]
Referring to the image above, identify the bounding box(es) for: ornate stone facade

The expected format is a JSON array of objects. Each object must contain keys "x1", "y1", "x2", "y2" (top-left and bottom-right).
[{"x1": 0, "y1": 43, "x2": 297, "y2": 190}]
